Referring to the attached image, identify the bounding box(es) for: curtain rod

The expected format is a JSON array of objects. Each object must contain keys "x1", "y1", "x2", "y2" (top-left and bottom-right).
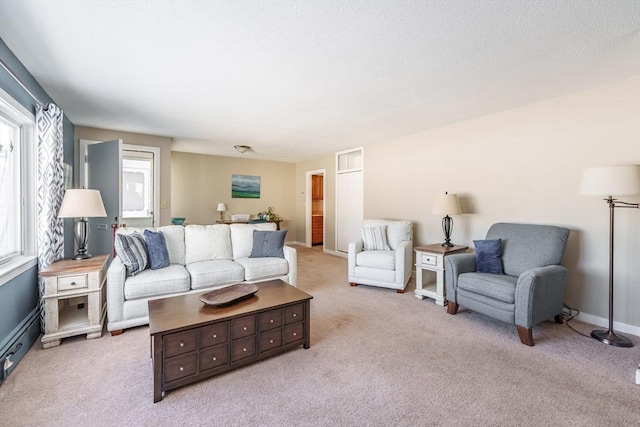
[{"x1": 0, "y1": 56, "x2": 46, "y2": 107}]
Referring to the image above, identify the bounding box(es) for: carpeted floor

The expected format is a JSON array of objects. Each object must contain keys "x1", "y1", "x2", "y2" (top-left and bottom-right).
[{"x1": 1, "y1": 246, "x2": 639, "y2": 426}]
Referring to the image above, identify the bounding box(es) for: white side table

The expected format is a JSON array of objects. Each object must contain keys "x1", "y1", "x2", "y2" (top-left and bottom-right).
[
  {"x1": 39, "y1": 255, "x2": 108, "y2": 348},
  {"x1": 414, "y1": 244, "x2": 468, "y2": 306}
]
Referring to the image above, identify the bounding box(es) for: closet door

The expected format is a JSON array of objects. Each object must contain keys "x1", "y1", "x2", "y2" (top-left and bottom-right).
[{"x1": 336, "y1": 170, "x2": 363, "y2": 252}]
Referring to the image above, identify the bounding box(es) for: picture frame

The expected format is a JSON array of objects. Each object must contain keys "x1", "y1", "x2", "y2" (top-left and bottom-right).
[{"x1": 232, "y1": 174, "x2": 260, "y2": 198}]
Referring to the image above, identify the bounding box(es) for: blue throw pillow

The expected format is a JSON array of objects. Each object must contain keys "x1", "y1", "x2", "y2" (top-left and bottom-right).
[
  {"x1": 250, "y1": 230, "x2": 287, "y2": 258},
  {"x1": 144, "y1": 229, "x2": 170, "y2": 270},
  {"x1": 474, "y1": 239, "x2": 504, "y2": 274}
]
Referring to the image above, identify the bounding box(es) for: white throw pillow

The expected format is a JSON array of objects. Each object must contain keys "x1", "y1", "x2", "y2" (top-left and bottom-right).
[{"x1": 362, "y1": 226, "x2": 391, "y2": 251}]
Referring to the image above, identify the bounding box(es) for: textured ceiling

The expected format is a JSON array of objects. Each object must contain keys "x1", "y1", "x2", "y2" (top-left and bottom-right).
[{"x1": 1, "y1": 1, "x2": 639, "y2": 162}]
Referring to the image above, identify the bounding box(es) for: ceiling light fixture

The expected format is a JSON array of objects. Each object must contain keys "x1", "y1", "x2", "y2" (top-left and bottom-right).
[{"x1": 234, "y1": 145, "x2": 251, "y2": 154}]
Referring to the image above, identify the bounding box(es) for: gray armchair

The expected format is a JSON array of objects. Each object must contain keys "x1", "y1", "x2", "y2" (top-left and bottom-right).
[{"x1": 445, "y1": 223, "x2": 570, "y2": 346}]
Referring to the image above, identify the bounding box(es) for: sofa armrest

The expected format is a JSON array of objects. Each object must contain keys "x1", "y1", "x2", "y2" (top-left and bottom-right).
[
  {"x1": 348, "y1": 240, "x2": 364, "y2": 277},
  {"x1": 283, "y1": 245, "x2": 297, "y2": 287},
  {"x1": 445, "y1": 253, "x2": 476, "y2": 303},
  {"x1": 515, "y1": 265, "x2": 568, "y2": 328},
  {"x1": 394, "y1": 240, "x2": 413, "y2": 285},
  {"x1": 106, "y1": 256, "x2": 126, "y2": 329}
]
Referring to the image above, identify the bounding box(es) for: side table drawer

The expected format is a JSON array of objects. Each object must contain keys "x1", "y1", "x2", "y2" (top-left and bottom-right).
[
  {"x1": 58, "y1": 274, "x2": 88, "y2": 292},
  {"x1": 199, "y1": 343, "x2": 229, "y2": 371},
  {"x1": 164, "y1": 353, "x2": 196, "y2": 383},
  {"x1": 421, "y1": 254, "x2": 437, "y2": 267},
  {"x1": 164, "y1": 330, "x2": 197, "y2": 358}
]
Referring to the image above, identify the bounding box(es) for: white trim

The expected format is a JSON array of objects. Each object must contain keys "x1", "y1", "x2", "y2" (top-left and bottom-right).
[
  {"x1": 576, "y1": 312, "x2": 640, "y2": 339},
  {"x1": 0, "y1": 87, "x2": 37, "y2": 285}
]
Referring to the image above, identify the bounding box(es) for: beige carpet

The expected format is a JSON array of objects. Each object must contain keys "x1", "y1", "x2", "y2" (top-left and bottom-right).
[{"x1": 1, "y1": 246, "x2": 639, "y2": 426}]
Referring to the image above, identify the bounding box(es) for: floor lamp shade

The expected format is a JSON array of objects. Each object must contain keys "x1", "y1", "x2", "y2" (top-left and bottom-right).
[
  {"x1": 432, "y1": 193, "x2": 461, "y2": 247},
  {"x1": 58, "y1": 189, "x2": 107, "y2": 260},
  {"x1": 579, "y1": 165, "x2": 640, "y2": 347}
]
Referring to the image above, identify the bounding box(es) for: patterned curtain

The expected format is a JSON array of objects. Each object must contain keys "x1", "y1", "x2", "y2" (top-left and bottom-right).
[{"x1": 36, "y1": 103, "x2": 65, "y2": 331}]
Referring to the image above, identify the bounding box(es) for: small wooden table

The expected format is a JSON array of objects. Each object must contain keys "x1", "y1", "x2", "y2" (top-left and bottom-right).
[
  {"x1": 414, "y1": 244, "x2": 468, "y2": 306},
  {"x1": 38, "y1": 255, "x2": 108, "y2": 348},
  {"x1": 149, "y1": 279, "x2": 312, "y2": 402}
]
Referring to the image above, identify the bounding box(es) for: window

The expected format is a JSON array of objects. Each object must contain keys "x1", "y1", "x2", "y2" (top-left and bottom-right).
[{"x1": 0, "y1": 87, "x2": 36, "y2": 283}]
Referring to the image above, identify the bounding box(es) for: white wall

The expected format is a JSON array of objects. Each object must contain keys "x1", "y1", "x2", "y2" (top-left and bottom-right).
[{"x1": 363, "y1": 76, "x2": 640, "y2": 331}]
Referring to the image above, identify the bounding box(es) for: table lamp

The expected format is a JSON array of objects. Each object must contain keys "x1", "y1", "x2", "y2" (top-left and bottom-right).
[
  {"x1": 217, "y1": 202, "x2": 227, "y2": 222},
  {"x1": 432, "y1": 192, "x2": 462, "y2": 247},
  {"x1": 58, "y1": 189, "x2": 107, "y2": 260},
  {"x1": 579, "y1": 165, "x2": 640, "y2": 347}
]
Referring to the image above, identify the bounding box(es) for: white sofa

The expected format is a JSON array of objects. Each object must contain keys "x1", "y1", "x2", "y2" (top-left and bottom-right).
[{"x1": 106, "y1": 222, "x2": 297, "y2": 334}]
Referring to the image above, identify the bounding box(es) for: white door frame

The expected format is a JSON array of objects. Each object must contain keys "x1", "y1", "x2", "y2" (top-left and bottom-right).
[{"x1": 305, "y1": 169, "x2": 326, "y2": 248}]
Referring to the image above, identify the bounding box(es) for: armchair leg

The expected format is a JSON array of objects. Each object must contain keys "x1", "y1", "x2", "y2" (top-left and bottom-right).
[
  {"x1": 554, "y1": 314, "x2": 563, "y2": 324},
  {"x1": 110, "y1": 329, "x2": 123, "y2": 336},
  {"x1": 396, "y1": 289, "x2": 404, "y2": 294},
  {"x1": 349, "y1": 282, "x2": 358, "y2": 287},
  {"x1": 447, "y1": 302, "x2": 459, "y2": 315},
  {"x1": 517, "y1": 326, "x2": 534, "y2": 346}
]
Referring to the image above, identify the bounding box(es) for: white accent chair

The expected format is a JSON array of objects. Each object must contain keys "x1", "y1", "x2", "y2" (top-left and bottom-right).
[{"x1": 348, "y1": 219, "x2": 413, "y2": 293}]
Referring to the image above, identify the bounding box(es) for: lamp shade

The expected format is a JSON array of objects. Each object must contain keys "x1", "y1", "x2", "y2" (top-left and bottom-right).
[
  {"x1": 58, "y1": 189, "x2": 107, "y2": 218},
  {"x1": 432, "y1": 193, "x2": 462, "y2": 215},
  {"x1": 579, "y1": 166, "x2": 640, "y2": 196},
  {"x1": 217, "y1": 203, "x2": 227, "y2": 212}
]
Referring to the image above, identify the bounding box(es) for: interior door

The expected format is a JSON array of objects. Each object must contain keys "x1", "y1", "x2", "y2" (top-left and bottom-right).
[
  {"x1": 86, "y1": 139, "x2": 122, "y2": 262},
  {"x1": 336, "y1": 170, "x2": 363, "y2": 252}
]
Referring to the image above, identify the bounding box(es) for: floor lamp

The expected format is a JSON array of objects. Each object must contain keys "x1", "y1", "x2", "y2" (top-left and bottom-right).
[{"x1": 579, "y1": 165, "x2": 640, "y2": 347}]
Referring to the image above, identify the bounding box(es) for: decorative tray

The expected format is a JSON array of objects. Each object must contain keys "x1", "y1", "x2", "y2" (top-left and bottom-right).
[{"x1": 199, "y1": 283, "x2": 259, "y2": 306}]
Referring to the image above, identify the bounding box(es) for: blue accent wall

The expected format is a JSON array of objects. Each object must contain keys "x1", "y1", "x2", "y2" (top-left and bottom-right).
[{"x1": 0, "y1": 37, "x2": 75, "y2": 383}]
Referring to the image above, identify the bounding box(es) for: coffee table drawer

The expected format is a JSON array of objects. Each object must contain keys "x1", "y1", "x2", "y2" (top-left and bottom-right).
[
  {"x1": 283, "y1": 322, "x2": 304, "y2": 345},
  {"x1": 284, "y1": 303, "x2": 304, "y2": 325},
  {"x1": 259, "y1": 309, "x2": 282, "y2": 332},
  {"x1": 199, "y1": 343, "x2": 229, "y2": 371},
  {"x1": 164, "y1": 330, "x2": 197, "y2": 358},
  {"x1": 164, "y1": 353, "x2": 196, "y2": 383},
  {"x1": 260, "y1": 328, "x2": 282, "y2": 352},
  {"x1": 231, "y1": 315, "x2": 256, "y2": 339},
  {"x1": 231, "y1": 336, "x2": 256, "y2": 362},
  {"x1": 199, "y1": 323, "x2": 229, "y2": 348}
]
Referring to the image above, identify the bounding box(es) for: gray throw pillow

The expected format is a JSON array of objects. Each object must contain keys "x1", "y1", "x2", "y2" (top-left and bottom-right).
[
  {"x1": 249, "y1": 230, "x2": 287, "y2": 258},
  {"x1": 144, "y1": 229, "x2": 170, "y2": 270},
  {"x1": 115, "y1": 232, "x2": 148, "y2": 276}
]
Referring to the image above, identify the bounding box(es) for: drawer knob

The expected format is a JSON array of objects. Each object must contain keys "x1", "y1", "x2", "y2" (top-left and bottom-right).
[
  {"x1": 243, "y1": 347, "x2": 247, "y2": 352},
  {"x1": 269, "y1": 339, "x2": 274, "y2": 344},
  {"x1": 292, "y1": 332, "x2": 297, "y2": 336},
  {"x1": 212, "y1": 334, "x2": 217, "y2": 338},
  {"x1": 70, "y1": 281, "x2": 77, "y2": 286},
  {"x1": 243, "y1": 326, "x2": 247, "y2": 331},
  {"x1": 293, "y1": 313, "x2": 297, "y2": 317},
  {"x1": 270, "y1": 319, "x2": 274, "y2": 323},
  {"x1": 212, "y1": 356, "x2": 217, "y2": 361},
  {"x1": 179, "y1": 341, "x2": 184, "y2": 347},
  {"x1": 179, "y1": 365, "x2": 184, "y2": 371}
]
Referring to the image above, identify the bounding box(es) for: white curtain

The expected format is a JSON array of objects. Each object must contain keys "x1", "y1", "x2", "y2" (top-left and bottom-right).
[{"x1": 36, "y1": 103, "x2": 65, "y2": 330}]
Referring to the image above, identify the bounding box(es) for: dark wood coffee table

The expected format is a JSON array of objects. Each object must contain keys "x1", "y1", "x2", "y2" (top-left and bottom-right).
[{"x1": 148, "y1": 279, "x2": 312, "y2": 402}]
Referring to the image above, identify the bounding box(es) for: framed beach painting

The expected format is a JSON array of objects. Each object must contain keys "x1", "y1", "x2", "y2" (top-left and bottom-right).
[{"x1": 232, "y1": 174, "x2": 260, "y2": 198}]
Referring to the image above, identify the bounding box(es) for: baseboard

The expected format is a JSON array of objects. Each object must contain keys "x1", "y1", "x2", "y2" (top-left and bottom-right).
[
  {"x1": 576, "y1": 312, "x2": 640, "y2": 338},
  {"x1": 0, "y1": 307, "x2": 40, "y2": 385}
]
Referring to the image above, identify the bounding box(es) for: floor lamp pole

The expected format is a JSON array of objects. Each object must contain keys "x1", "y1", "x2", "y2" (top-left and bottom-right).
[{"x1": 590, "y1": 196, "x2": 633, "y2": 347}]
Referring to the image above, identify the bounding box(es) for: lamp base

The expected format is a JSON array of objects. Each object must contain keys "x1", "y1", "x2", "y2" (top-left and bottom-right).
[
  {"x1": 591, "y1": 329, "x2": 634, "y2": 347},
  {"x1": 441, "y1": 242, "x2": 454, "y2": 247},
  {"x1": 72, "y1": 253, "x2": 92, "y2": 261}
]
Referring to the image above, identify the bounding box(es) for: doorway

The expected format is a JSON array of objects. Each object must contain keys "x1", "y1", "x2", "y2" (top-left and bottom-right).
[{"x1": 305, "y1": 169, "x2": 325, "y2": 249}]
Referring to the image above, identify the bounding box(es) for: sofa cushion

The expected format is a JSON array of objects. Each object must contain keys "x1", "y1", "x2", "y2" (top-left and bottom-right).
[
  {"x1": 186, "y1": 260, "x2": 245, "y2": 290},
  {"x1": 457, "y1": 272, "x2": 517, "y2": 304},
  {"x1": 144, "y1": 230, "x2": 170, "y2": 270},
  {"x1": 123, "y1": 264, "x2": 190, "y2": 300},
  {"x1": 115, "y1": 232, "x2": 148, "y2": 276},
  {"x1": 250, "y1": 230, "x2": 287, "y2": 258},
  {"x1": 185, "y1": 224, "x2": 233, "y2": 264},
  {"x1": 474, "y1": 239, "x2": 504, "y2": 274},
  {"x1": 230, "y1": 223, "x2": 277, "y2": 260},
  {"x1": 362, "y1": 226, "x2": 390, "y2": 251},
  {"x1": 234, "y1": 257, "x2": 289, "y2": 281},
  {"x1": 355, "y1": 250, "x2": 395, "y2": 271}
]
